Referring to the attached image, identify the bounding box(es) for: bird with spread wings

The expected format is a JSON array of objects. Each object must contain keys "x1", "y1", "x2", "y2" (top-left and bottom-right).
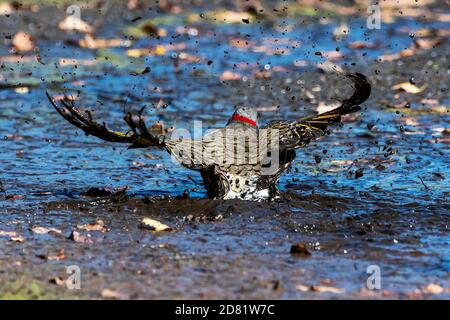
[{"x1": 47, "y1": 73, "x2": 371, "y2": 201}]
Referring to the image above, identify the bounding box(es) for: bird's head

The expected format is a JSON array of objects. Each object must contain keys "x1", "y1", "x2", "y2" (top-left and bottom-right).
[{"x1": 228, "y1": 106, "x2": 258, "y2": 127}]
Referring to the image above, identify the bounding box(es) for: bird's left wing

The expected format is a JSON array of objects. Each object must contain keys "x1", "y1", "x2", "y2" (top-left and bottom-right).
[
  {"x1": 262, "y1": 73, "x2": 371, "y2": 149},
  {"x1": 47, "y1": 92, "x2": 165, "y2": 149}
]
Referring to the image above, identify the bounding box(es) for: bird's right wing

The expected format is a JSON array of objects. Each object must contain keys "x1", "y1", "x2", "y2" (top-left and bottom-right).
[
  {"x1": 47, "y1": 92, "x2": 165, "y2": 149},
  {"x1": 262, "y1": 73, "x2": 371, "y2": 148}
]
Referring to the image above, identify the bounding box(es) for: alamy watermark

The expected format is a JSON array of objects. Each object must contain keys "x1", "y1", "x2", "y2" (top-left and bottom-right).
[
  {"x1": 367, "y1": 2, "x2": 381, "y2": 30},
  {"x1": 66, "y1": 265, "x2": 81, "y2": 290},
  {"x1": 366, "y1": 265, "x2": 381, "y2": 290}
]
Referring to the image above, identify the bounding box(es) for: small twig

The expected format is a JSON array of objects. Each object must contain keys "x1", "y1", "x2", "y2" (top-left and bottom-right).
[{"x1": 418, "y1": 176, "x2": 429, "y2": 190}]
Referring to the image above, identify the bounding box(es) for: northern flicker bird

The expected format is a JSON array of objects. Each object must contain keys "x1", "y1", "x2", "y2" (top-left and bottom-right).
[{"x1": 47, "y1": 73, "x2": 371, "y2": 201}]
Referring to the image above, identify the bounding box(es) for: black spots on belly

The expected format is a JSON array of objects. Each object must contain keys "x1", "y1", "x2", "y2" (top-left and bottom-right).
[
  {"x1": 280, "y1": 147, "x2": 296, "y2": 164},
  {"x1": 245, "y1": 179, "x2": 250, "y2": 185},
  {"x1": 235, "y1": 178, "x2": 240, "y2": 187}
]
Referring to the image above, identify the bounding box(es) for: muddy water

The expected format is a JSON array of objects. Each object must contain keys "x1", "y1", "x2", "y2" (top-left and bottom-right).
[{"x1": 0, "y1": 1, "x2": 449, "y2": 298}]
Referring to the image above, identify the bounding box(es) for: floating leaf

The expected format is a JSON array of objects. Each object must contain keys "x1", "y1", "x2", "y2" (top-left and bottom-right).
[
  {"x1": 126, "y1": 46, "x2": 166, "y2": 58},
  {"x1": 312, "y1": 286, "x2": 345, "y2": 294},
  {"x1": 12, "y1": 31, "x2": 34, "y2": 52},
  {"x1": 31, "y1": 226, "x2": 62, "y2": 235},
  {"x1": 77, "y1": 219, "x2": 107, "y2": 232},
  {"x1": 220, "y1": 70, "x2": 242, "y2": 81},
  {"x1": 79, "y1": 35, "x2": 130, "y2": 49},
  {"x1": 59, "y1": 15, "x2": 94, "y2": 33},
  {"x1": 424, "y1": 284, "x2": 444, "y2": 294},
  {"x1": 391, "y1": 82, "x2": 426, "y2": 94},
  {"x1": 140, "y1": 218, "x2": 172, "y2": 231}
]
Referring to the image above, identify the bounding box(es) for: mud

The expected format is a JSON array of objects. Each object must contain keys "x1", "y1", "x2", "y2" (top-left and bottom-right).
[{"x1": 0, "y1": 0, "x2": 449, "y2": 299}]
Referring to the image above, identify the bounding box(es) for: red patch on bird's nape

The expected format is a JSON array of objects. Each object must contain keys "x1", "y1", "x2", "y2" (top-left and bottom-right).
[{"x1": 230, "y1": 114, "x2": 257, "y2": 127}]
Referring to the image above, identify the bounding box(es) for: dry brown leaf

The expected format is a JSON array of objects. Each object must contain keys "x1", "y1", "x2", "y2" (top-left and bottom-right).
[
  {"x1": 59, "y1": 58, "x2": 96, "y2": 66},
  {"x1": 31, "y1": 226, "x2": 62, "y2": 235},
  {"x1": 77, "y1": 219, "x2": 107, "y2": 232},
  {"x1": 39, "y1": 249, "x2": 65, "y2": 261},
  {"x1": 297, "y1": 284, "x2": 344, "y2": 294},
  {"x1": 213, "y1": 11, "x2": 251, "y2": 24},
  {"x1": 399, "y1": 48, "x2": 415, "y2": 57},
  {"x1": 229, "y1": 38, "x2": 255, "y2": 48},
  {"x1": 347, "y1": 41, "x2": 378, "y2": 49},
  {"x1": 101, "y1": 288, "x2": 126, "y2": 299},
  {"x1": 391, "y1": 82, "x2": 426, "y2": 94},
  {"x1": 0, "y1": 231, "x2": 17, "y2": 237},
  {"x1": 415, "y1": 37, "x2": 443, "y2": 49},
  {"x1": 424, "y1": 283, "x2": 444, "y2": 294},
  {"x1": 126, "y1": 46, "x2": 165, "y2": 58},
  {"x1": 297, "y1": 284, "x2": 310, "y2": 292},
  {"x1": 10, "y1": 236, "x2": 25, "y2": 243},
  {"x1": 321, "y1": 50, "x2": 343, "y2": 62},
  {"x1": 12, "y1": 31, "x2": 34, "y2": 52},
  {"x1": 0, "y1": 2, "x2": 13, "y2": 15},
  {"x1": 59, "y1": 15, "x2": 94, "y2": 33},
  {"x1": 15, "y1": 87, "x2": 29, "y2": 94},
  {"x1": 312, "y1": 285, "x2": 345, "y2": 294},
  {"x1": 140, "y1": 218, "x2": 172, "y2": 232},
  {"x1": 220, "y1": 70, "x2": 242, "y2": 81},
  {"x1": 79, "y1": 34, "x2": 130, "y2": 49}
]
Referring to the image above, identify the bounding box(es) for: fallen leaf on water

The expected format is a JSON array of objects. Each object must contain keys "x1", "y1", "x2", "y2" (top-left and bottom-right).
[
  {"x1": 220, "y1": 70, "x2": 242, "y2": 81},
  {"x1": 10, "y1": 236, "x2": 25, "y2": 243},
  {"x1": 58, "y1": 15, "x2": 94, "y2": 33},
  {"x1": 38, "y1": 249, "x2": 65, "y2": 261},
  {"x1": 312, "y1": 285, "x2": 345, "y2": 294},
  {"x1": 212, "y1": 11, "x2": 252, "y2": 24},
  {"x1": 391, "y1": 82, "x2": 426, "y2": 94},
  {"x1": 378, "y1": 48, "x2": 415, "y2": 62},
  {"x1": 297, "y1": 284, "x2": 311, "y2": 292},
  {"x1": 424, "y1": 283, "x2": 444, "y2": 294},
  {"x1": 0, "y1": 231, "x2": 17, "y2": 237},
  {"x1": 59, "y1": 58, "x2": 97, "y2": 66},
  {"x1": 296, "y1": 284, "x2": 344, "y2": 294},
  {"x1": 31, "y1": 226, "x2": 62, "y2": 235},
  {"x1": 415, "y1": 37, "x2": 443, "y2": 49},
  {"x1": 140, "y1": 218, "x2": 172, "y2": 232},
  {"x1": 126, "y1": 46, "x2": 166, "y2": 57},
  {"x1": 254, "y1": 71, "x2": 271, "y2": 79},
  {"x1": 0, "y1": 55, "x2": 35, "y2": 63},
  {"x1": 15, "y1": 87, "x2": 29, "y2": 94},
  {"x1": 347, "y1": 41, "x2": 378, "y2": 49},
  {"x1": 0, "y1": 2, "x2": 13, "y2": 15},
  {"x1": 229, "y1": 38, "x2": 255, "y2": 48},
  {"x1": 79, "y1": 34, "x2": 130, "y2": 49},
  {"x1": 101, "y1": 289, "x2": 126, "y2": 299},
  {"x1": 12, "y1": 31, "x2": 34, "y2": 52},
  {"x1": 77, "y1": 219, "x2": 107, "y2": 232},
  {"x1": 321, "y1": 50, "x2": 343, "y2": 62}
]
